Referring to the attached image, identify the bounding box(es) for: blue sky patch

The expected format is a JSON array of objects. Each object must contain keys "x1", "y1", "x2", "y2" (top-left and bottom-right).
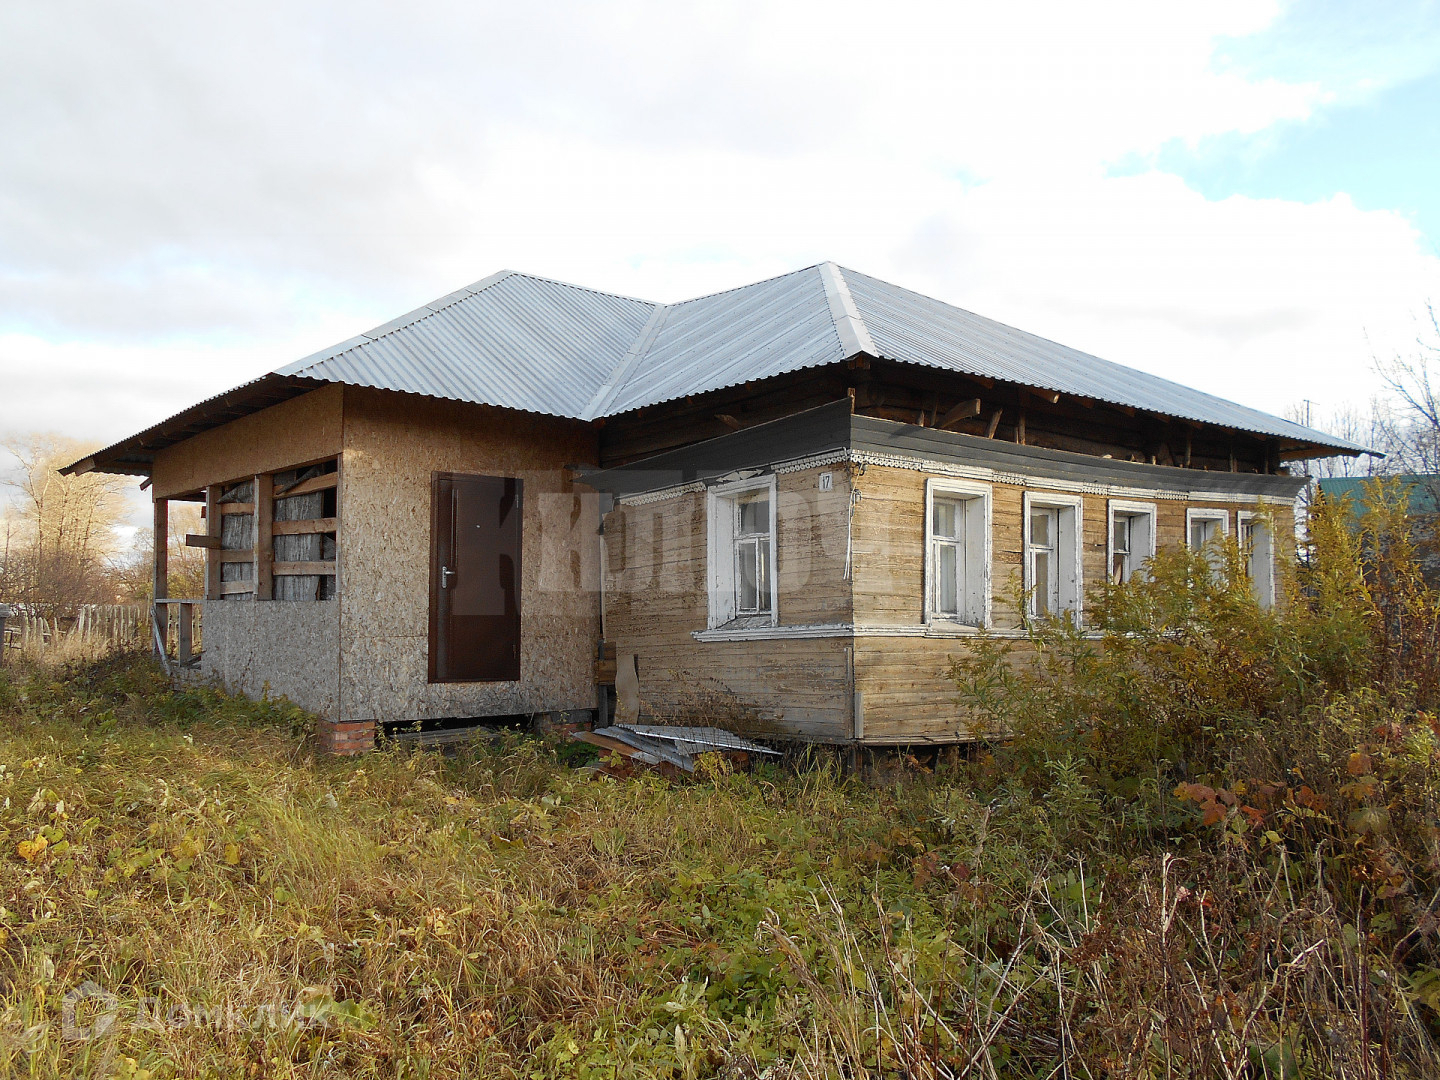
[{"x1": 1145, "y1": 68, "x2": 1440, "y2": 251}]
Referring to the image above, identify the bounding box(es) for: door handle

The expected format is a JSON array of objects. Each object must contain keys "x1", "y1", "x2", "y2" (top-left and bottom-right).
[{"x1": 440, "y1": 565, "x2": 456, "y2": 589}]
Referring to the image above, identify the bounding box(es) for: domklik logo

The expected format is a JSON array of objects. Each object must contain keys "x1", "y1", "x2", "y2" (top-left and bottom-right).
[{"x1": 61, "y1": 981, "x2": 119, "y2": 1042}]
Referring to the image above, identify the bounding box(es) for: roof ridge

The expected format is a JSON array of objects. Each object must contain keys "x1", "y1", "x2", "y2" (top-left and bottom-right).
[
  {"x1": 275, "y1": 270, "x2": 518, "y2": 375},
  {"x1": 495, "y1": 269, "x2": 660, "y2": 307},
  {"x1": 818, "y1": 262, "x2": 877, "y2": 359},
  {"x1": 579, "y1": 302, "x2": 673, "y2": 420},
  {"x1": 665, "y1": 262, "x2": 827, "y2": 307}
]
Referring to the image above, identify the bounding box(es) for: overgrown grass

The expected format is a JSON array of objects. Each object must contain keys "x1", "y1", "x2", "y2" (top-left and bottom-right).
[{"x1": 1, "y1": 483, "x2": 1438, "y2": 1077}]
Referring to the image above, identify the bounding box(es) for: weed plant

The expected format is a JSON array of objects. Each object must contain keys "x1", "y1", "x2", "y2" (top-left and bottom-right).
[{"x1": 0, "y1": 483, "x2": 1436, "y2": 1077}]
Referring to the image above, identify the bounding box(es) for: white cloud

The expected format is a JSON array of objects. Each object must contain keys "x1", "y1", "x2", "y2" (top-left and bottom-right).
[{"x1": 0, "y1": 0, "x2": 1435, "y2": 446}]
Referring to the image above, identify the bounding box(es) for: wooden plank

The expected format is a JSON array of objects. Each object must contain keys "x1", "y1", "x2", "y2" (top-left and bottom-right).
[
  {"x1": 280, "y1": 472, "x2": 338, "y2": 499},
  {"x1": 185, "y1": 533, "x2": 221, "y2": 549},
  {"x1": 986, "y1": 409, "x2": 1003, "y2": 438},
  {"x1": 220, "y1": 580, "x2": 254, "y2": 596},
  {"x1": 270, "y1": 517, "x2": 337, "y2": 536},
  {"x1": 219, "y1": 502, "x2": 254, "y2": 516},
  {"x1": 253, "y1": 473, "x2": 273, "y2": 601},
  {"x1": 216, "y1": 549, "x2": 254, "y2": 563},
  {"x1": 204, "y1": 485, "x2": 221, "y2": 600},
  {"x1": 153, "y1": 499, "x2": 168, "y2": 601},
  {"x1": 938, "y1": 398, "x2": 982, "y2": 430},
  {"x1": 273, "y1": 561, "x2": 337, "y2": 576},
  {"x1": 177, "y1": 603, "x2": 194, "y2": 664}
]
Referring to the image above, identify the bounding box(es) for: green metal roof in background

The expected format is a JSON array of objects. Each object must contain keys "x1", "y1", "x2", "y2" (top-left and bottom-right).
[{"x1": 1316, "y1": 475, "x2": 1440, "y2": 515}]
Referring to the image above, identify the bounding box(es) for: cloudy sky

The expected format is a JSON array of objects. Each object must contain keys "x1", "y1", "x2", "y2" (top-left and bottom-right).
[{"x1": 2, "y1": 0, "x2": 1438, "y2": 461}]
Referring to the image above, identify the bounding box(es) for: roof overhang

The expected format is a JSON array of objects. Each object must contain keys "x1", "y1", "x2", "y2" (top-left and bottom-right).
[{"x1": 61, "y1": 373, "x2": 327, "y2": 477}]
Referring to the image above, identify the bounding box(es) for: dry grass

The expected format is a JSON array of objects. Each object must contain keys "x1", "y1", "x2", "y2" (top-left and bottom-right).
[{"x1": 1, "y1": 643, "x2": 1437, "y2": 1077}]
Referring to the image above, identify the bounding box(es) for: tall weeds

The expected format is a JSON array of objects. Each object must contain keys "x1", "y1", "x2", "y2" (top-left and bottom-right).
[{"x1": 1, "y1": 483, "x2": 1438, "y2": 1076}]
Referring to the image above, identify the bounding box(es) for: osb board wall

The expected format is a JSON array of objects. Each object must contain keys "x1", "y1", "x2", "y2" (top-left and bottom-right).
[
  {"x1": 338, "y1": 387, "x2": 601, "y2": 723},
  {"x1": 603, "y1": 465, "x2": 855, "y2": 738},
  {"x1": 200, "y1": 600, "x2": 340, "y2": 719},
  {"x1": 151, "y1": 384, "x2": 344, "y2": 499}
]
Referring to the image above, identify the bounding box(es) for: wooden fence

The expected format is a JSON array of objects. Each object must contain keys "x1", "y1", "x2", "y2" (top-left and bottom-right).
[{"x1": 0, "y1": 604, "x2": 154, "y2": 658}]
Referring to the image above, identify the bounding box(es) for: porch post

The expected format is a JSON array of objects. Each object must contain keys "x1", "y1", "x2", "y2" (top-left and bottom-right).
[
  {"x1": 205, "y1": 485, "x2": 221, "y2": 599},
  {"x1": 153, "y1": 497, "x2": 168, "y2": 660}
]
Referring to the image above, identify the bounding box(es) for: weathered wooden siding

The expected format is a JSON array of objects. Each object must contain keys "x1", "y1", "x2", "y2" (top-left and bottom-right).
[
  {"x1": 848, "y1": 463, "x2": 1297, "y2": 739},
  {"x1": 337, "y1": 387, "x2": 601, "y2": 724},
  {"x1": 603, "y1": 464, "x2": 855, "y2": 737},
  {"x1": 151, "y1": 384, "x2": 344, "y2": 499}
]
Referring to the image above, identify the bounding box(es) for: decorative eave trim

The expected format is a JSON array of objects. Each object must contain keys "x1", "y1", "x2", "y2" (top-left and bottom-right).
[
  {"x1": 849, "y1": 450, "x2": 1288, "y2": 504},
  {"x1": 614, "y1": 445, "x2": 1297, "y2": 508},
  {"x1": 693, "y1": 621, "x2": 1108, "y2": 642}
]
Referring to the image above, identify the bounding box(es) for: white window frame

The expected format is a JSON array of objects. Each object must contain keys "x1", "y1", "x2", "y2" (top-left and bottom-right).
[
  {"x1": 706, "y1": 475, "x2": 779, "y2": 629},
  {"x1": 1107, "y1": 500, "x2": 1157, "y2": 585},
  {"x1": 1237, "y1": 510, "x2": 1276, "y2": 607},
  {"x1": 923, "y1": 478, "x2": 992, "y2": 627},
  {"x1": 1186, "y1": 507, "x2": 1229, "y2": 549},
  {"x1": 1023, "y1": 491, "x2": 1084, "y2": 621}
]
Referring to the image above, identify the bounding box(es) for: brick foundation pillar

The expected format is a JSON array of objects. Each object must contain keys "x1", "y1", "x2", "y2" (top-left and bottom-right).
[{"x1": 316, "y1": 719, "x2": 376, "y2": 756}]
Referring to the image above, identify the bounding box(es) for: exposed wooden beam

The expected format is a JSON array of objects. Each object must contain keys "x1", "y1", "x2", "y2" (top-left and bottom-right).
[
  {"x1": 254, "y1": 473, "x2": 273, "y2": 600},
  {"x1": 1024, "y1": 387, "x2": 1061, "y2": 406},
  {"x1": 204, "y1": 485, "x2": 221, "y2": 599},
  {"x1": 714, "y1": 414, "x2": 743, "y2": 431},
  {"x1": 271, "y1": 517, "x2": 338, "y2": 536},
  {"x1": 184, "y1": 534, "x2": 221, "y2": 549},
  {"x1": 278, "y1": 472, "x2": 338, "y2": 499},
  {"x1": 938, "y1": 398, "x2": 983, "y2": 430},
  {"x1": 986, "y1": 409, "x2": 1004, "y2": 439},
  {"x1": 274, "y1": 561, "x2": 337, "y2": 576},
  {"x1": 1016, "y1": 409, "x2": 1027, "y2": 446}
]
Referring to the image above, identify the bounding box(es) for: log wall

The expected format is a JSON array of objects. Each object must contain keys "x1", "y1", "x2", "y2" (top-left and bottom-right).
[
  {"x1": 603, "y1": 464, "x2": 856, "y2": 738},
  {"x1": 848, "y1": 463, "x2": 1296, "y2": 740}
]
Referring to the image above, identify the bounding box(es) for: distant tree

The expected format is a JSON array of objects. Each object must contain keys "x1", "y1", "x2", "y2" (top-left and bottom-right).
[
  {"x1": 0, "y1": 434, "x2": 129, "y2": 617},
  {"x1": 1376, "y1": 303, "x2": 1440, "y2": 477}
]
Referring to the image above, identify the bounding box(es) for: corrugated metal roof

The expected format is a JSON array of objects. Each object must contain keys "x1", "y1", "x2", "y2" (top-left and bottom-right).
[
  {"x1": 83, "y1": 260, "x2": 1368, "y2": 474},
  {"x1": 836, "y1": 267, "x2": 1357, "y2": 452},
  {"x1": 595, "y1": 265, "x2": 847, "y2": 417},
  {"x1": 276, "y1": 270, "x2": 658, "y2": 418},
  {"x1": 1318, "y1": 475, "x2": 1440, "y2": 514}
]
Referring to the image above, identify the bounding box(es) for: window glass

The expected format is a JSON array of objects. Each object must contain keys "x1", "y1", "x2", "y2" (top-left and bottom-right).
[
  {"x1": 1112, "y1": 515, "x2": 1132, "y2": 583},
  {"x1": 737, "y1": 491, "x2": 769, "y2": 536},
  {"x1": 734, "y1": 489, "x2": 772, "y2": 615},
  {"x1": 931, "y1": 497, "x2": 965, "y2": 616},
  {"x1": 1028, "y1": 507, "x2": 1059, "y2": 616},
  {"x1": 933, "y1": 499, "x2": 959, "y2": 539}
]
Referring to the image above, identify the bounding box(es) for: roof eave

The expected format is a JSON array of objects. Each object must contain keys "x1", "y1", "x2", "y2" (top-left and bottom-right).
[{"x1": 61, "y1": 373, "x2": 328, "y2": 477}]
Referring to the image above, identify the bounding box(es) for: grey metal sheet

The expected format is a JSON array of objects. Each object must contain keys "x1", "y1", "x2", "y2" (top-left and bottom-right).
[
  {"x1": 84, "y1": 261, "x2": 1366, "y2": 477},
  {"x1": 598, "y1": 266, "x2": 846, "y2": 416},
  {"x1": 838, "y1": 266, "x2": 1354, "y2": 451},
  {"x1": 279, "y1": 272, "x2": 658, "y2": 418}
]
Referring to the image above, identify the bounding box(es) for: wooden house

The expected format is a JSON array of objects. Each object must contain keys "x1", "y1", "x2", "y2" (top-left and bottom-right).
[{"x1": 65, "y1": 263, "x2": 1362, "y2": 750}]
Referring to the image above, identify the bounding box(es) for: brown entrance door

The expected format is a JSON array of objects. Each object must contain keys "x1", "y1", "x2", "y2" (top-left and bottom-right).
[{"x1": 429, "y1": 473, "x2": 522, "y2": 682}]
